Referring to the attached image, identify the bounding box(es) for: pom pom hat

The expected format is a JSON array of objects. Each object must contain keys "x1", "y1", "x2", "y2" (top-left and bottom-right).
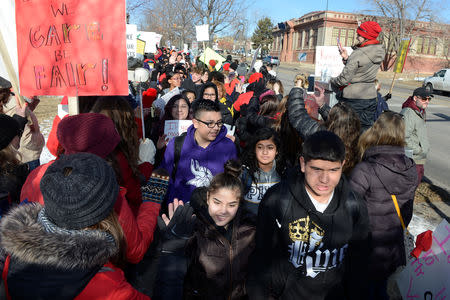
[{"x1": 357, "y1": 21, "x2": 382, "y2": 40}]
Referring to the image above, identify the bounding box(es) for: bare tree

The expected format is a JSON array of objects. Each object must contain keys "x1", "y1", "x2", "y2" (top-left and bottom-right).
[
  {"x1": 142, "y1": 0, "x2": 198, "y2": 48},
  {"x1": 364, "y1": 0, "x2": 439, "y2": 70},
  {"x1": 189, "y1": 0, "x2": 249, "y2": 42}
]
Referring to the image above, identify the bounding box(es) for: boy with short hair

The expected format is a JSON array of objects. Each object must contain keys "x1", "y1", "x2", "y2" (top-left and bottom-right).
[
  {"x1": 161, "y1": 99, "x2": 237, "y2": 203},
  {"x1": 248, "y1": 130, "x2": 369, "y2": 300}
]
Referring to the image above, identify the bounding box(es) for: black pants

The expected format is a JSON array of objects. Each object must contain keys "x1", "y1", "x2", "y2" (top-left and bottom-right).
[{"x1": 339, "y1": 97, "x2": 377, "y2": 132}]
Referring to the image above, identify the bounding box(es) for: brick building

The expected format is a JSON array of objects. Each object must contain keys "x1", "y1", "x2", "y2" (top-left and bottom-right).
[{"x1": 271, "y1": 11, "x2": 450, "y2": 73}]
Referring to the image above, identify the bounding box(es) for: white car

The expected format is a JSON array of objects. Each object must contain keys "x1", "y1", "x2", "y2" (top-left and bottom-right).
[{"x1": 423, "y1": 69, "x2": 450, "y2": 94}]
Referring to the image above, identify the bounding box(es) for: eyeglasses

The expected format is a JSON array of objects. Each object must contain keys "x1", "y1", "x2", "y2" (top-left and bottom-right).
[
  {"x1": 203, "y1": 93, "x2": 216, "y2": 97},
  {"x1": 195, "y1": 118, "x2": 223, "y2": 128}
]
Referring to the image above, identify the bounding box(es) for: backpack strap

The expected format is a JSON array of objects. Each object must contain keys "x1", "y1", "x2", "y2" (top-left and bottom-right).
[
  {"x1": 1, "y1": 255, "x2": 11, "y2": 300},
  {"x1": 171, "y1": 133, "x2": 187, "y2": 180}
]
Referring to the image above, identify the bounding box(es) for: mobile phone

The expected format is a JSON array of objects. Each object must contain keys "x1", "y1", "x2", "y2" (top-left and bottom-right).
[
  {"x1": 337, "y1": 38, "x2": 343, "y2": 53},
  {"x1": 25, "y1": 96, "x2": 40, "y2": 111},
  {"x1": 307, "y1": 76, "x2": 315, "y2": 94}
]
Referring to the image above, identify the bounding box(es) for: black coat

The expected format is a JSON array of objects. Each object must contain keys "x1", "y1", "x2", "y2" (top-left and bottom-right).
[
  {"x1": 184, "y1": 188, "x2": 256, "y2": 300},
  {"x1": 287, "y1": 88, "x2": 329, "y2": 140},
  {"x1": 349, "y1": 145, "x2": 417, "y2": 280}
]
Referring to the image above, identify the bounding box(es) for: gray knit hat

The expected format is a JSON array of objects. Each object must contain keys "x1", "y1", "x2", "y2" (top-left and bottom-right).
[{"x1": 41, "y1": 152, "x2": 119, "y2": 230}]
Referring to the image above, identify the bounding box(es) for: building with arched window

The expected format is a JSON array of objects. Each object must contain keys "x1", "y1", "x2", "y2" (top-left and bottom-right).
[{"x1": 271, "y1": 11, "x2": 450, "y2": 73}]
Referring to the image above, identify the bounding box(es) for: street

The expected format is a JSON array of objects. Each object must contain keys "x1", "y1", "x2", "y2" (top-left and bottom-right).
[{"x1": 275, "y1": 63, "x2": 450, "y2": 192}]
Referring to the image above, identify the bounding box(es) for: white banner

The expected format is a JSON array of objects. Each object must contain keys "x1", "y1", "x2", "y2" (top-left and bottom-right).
[
  {"x1": 196, "y1": 24, "x2": 209, "y2": 42},
  {"x1": 164, "y1": 120, "x2": 193, "y2": 140},
  {"x1": 314, "y1": 46, "x2": 353, "y2": 79},
  {"x1": 137, "y1": 31, "x2": 162, "y2": 54},
  {"x1": 0, "y1": 0, "x2": 19, "y2": 84},
  {"x1": 126, "y1": 24, "x2": 137, "y2": 58}
]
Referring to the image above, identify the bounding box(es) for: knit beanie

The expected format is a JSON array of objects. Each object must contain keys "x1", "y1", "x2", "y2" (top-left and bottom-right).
[
  {"x1": 357, "y1": 21, "x2": 382, "y2": 40},
  {"x1": 0, "y1": 76, "x2": 12, "y2": 89},
  {"x1": 223, "y1": 63, "x2": 230, "y2": 71},
  {"x1": 142, "y1": 88, "x2": 158, "y2": 108},
  {"x1": 0, "y1": 114, "x2": 20, "y2": 150},
  {"x1": 229, "y1": 62, "x2": 238, "y2": 71},
  {"x1": 57, "y1": 113, "x2": 120, "y2": 158},
  {"x1": 41, "y1": 152, "x2": 119, "y2": 230}
]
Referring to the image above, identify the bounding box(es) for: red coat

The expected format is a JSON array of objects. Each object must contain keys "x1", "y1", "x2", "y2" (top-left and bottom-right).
[
  {"x1": 75, "y1": 263, "x2": 150, "y2": 300},
  {"x1": 116, "y1": 151, "x2": 153, "y2": 215}
]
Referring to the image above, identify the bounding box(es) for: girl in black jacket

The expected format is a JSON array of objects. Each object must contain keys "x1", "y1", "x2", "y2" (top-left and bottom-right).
[{"x1": 157, "y1": 160, "x2": 256, "y2": 300}]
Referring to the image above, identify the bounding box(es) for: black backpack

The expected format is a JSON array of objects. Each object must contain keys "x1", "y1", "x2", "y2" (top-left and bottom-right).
[{"x1": 170, "y1": 133, "x2": 187, "y2": 180}]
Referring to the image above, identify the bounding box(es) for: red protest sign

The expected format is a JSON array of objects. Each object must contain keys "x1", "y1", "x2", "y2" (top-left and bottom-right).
[{"x1": 15, "y1": 0, "x2": 128, "y2": 96}]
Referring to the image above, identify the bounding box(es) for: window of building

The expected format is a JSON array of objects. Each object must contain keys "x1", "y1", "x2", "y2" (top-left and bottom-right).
[
  {"x1": 304, "y1": 30, "x2": 310, "y2": 48},
  {"x1": 298, "y1": 32, "x2": 302, "y2": 49},
  {"x1": 331, "y1": 27, "x2": 355, "y2": 47},
  {"x1": 311, "y1": 29, "x2": 317, "y2": 47},
  {"x1": 416, "y1": 37, "x2": 437, "y2": 55}
]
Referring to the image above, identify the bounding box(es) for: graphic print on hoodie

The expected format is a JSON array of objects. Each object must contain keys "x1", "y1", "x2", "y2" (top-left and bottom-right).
[
  {"x1": 187, "y1": 159, "x2": 213, "y2": 187},
  {"x1": 287, "y1": 215, "x2": 348, "y2": 278}
]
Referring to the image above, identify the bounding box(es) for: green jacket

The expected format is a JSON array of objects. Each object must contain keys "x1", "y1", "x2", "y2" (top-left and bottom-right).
[{"x1": 400, "y1": 106, "x2": 429, "y2": 165}]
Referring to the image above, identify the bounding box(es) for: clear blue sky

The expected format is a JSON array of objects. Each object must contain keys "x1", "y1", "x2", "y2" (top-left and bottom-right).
[{"x1": 243, "y1": 0, "x2": 450, "y2": 34}]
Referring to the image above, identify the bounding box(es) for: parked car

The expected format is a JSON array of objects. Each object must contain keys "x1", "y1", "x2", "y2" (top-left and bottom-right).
[
  {"x1": 423, "y1": 69, "x2": 450, "y2": 94},
  {"x1": 262, "y1": 56, "x2": 280, "y2": 66}
]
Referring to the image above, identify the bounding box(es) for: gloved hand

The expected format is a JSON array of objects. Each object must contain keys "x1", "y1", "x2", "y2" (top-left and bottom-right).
[
  {"x1": 139, "y1": 138, "x2": 156, "y2": 164},
  {"x1": 141, "y1": 170, "x2": 169, "y2": 204},
  {"x1": 384, "y1": 93, "x2": 392, "y2": 101},
  {"x1": 158, "y1": 199, "x2": 196, "y2": 253}
]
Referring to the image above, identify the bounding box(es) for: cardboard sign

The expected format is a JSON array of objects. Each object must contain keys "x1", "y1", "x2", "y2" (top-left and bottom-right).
[
  {"x1": 152, "y1": 87, "x2": 181, "y2": 115},
  {"x1": 15, "y1": 0, "x2": 128, "y2": 96},
  {"x1": 137, "y1": 31, "x2": 162, "y2": 54},
  {"x1": 199, "y1": 47, "x2": 226, "y2": 71},
  {"x1": 196, "y1": 24, "x2": 209, "y2": 42},
  {"x1": 396, "y1": 220, "x2": 450, "y2": 299},
  {"x1": 136, "y1": 39, "x2": 145, "y2": 60},
  {"x1": 164, "y1": 120, "x2": 193, "y2": 140},
  {"x1": 314, "y1": 46, "x2": 353, "y2": 78},
  {"x1": 126, "y1": 24, "x2": 137, "y2": 58}
]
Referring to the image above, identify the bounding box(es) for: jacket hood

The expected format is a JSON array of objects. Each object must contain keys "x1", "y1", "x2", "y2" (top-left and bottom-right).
[
  {"x1": 359, "y1": 43, "x2": 385, "y2": 64},
  {"x1": 1, "y1": 203, "x2": 117, "y2": 269},
  {"x1": 0, "y1": 203, "x2": 118, "y2": 299},
  {"x1": 363, "y1": 145, "x2": 417, "y2": 194},
  {"x1": 185, "y1": 123, "x2": 228, "y2": 149}
]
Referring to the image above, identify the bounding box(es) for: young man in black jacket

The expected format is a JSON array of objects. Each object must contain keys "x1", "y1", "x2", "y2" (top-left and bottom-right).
[{"x1": 247, "y1": 130, "x2": 369, "y2": 300}]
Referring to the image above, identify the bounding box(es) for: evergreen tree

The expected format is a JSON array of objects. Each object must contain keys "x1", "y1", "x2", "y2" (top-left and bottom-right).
[{"x1": 251, "y1": 17, "x2": 274, "y2": 56}]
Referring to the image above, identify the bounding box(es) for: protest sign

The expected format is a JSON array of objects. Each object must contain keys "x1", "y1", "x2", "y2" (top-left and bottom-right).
[
  {"x1": 164, "y1": 120, "x2": 193, "y2": 140},
  {"x1": 199, "y1": 48, "x2": 226, "y2": 71},
  {"x1": 249, "y1": 46, "x2": 262, "y2": 75},
  {"x1": 137, "y1": 32, "x2": 162, "y2": 54},
  {"x1": 396, "y1": 219, "x2": 449, "y2": 299},
  {"x1": 314, "y1": 46, "x2": 353, "y2": 78},
  {"x1": 136, "y1": 39, "x2": 146, "y2": 60},
  {"x1": 393, "y1": 38, "x2": 411, "y2": 74},
  {"x1": 196, "y1": 25, "x2": 209, "y2": 42},
  {"x1": 15, "y1": 0, "x2": 128, "y2": 96},
  {"x1": 126, "y1": 24, "x2": 137, "y2": 58}
]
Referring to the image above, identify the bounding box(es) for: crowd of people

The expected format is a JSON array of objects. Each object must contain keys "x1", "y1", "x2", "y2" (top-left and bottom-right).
[{"x1": 0, "y1": 20, "x2": 429, "y2": 299}]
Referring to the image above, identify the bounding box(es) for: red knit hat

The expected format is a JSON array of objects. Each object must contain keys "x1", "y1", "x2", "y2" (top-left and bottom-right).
[
  {"x1": 357, "y1": 21, "x2": 382, "y2": 40},
  {"x1": 249, "y1": 72, "x2": 263, "y2": 84},
  {"x1": 142, "y1": 88, "x2": 158, "y2": 108},
  {"x1": 209, "y1": 59, "x2": 217, "y2": 68},
  {"x1": 57, "y1": 113, "x2": 120, "y2": 158}
]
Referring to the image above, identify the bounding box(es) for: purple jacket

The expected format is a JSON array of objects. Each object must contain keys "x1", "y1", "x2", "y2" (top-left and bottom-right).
[{"x1": 161, "y1": 125, "x2": 237, "y2": 203}]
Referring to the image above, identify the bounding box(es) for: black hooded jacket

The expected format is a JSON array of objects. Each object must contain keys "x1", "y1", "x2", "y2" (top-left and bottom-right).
[{"x1": 247, "y1": 168, "x2": 369, "y2": 300}]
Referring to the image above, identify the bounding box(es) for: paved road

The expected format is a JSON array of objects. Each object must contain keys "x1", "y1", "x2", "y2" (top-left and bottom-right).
[{"x1": 275, "y1": 64, "x2": 450, "y2": 192}]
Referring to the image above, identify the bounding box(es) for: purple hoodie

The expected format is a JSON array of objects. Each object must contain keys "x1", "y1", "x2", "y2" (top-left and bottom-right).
[{"x1": 161, "y1": 124, "x2": 237, "y2": 203}]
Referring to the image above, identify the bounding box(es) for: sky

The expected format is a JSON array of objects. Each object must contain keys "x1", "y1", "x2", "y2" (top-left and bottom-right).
[{"x1": 242, "y1": 0, "x2": 450, "y2": 34}]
